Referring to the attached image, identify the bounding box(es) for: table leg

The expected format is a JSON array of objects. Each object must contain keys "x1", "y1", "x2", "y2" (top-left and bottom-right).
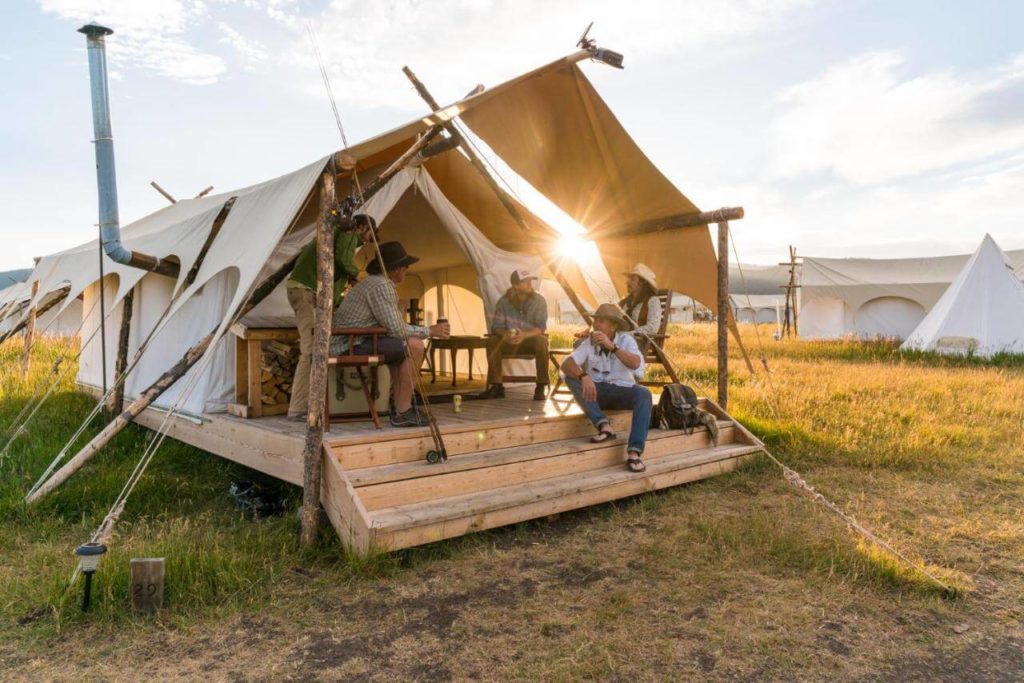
[
  {"x1": 468, "y1": 348, "x2": 474, "y2": 381},
  {"x1": 430, "y1": 345, "x2": 436, "y2": 384},
  {"x1": 450, "y1": 347, "x2": 458, "y2": 388}
]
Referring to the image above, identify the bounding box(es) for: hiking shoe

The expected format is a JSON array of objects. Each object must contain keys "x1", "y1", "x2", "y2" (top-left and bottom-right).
[
  {"x1": 533, "y1": 384, "x2": 549, "y2": 401},
  {"x1": 479, "y1": 384, "x2": 505, "y2": 399},
  {"x1": 390, "y1": 407, "x2": 430, "y2": 428}
]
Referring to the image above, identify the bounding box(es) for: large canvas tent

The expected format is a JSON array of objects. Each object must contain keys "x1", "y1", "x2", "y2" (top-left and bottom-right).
[
  {"x1": 901, "y1": 235, "x2": 1024, "y2": 357},
  {"x1": 4, "y1": 51, "x2": 726, "y2": 417},
  {"x1": 800, "y1": 247, "x2": 1024, "y2": 339}
]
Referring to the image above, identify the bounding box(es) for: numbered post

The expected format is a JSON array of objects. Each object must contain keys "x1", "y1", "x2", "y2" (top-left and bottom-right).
[{"x1": 130, "y1": 558, "x2": 165, "y2": 614}]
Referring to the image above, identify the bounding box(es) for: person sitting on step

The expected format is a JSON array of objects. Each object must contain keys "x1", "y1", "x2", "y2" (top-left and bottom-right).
[
  {"x1": 332, "y1": 241, "x2": 450, "y2": 428},
  {"x1": 482, "y1": 268, "x2": 550, "y2": 401},
  {"x1": 560, "y1": 303, "x2": 652, "y2": 473}
]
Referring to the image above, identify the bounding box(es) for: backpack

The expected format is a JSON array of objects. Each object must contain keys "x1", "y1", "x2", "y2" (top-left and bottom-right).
[{"x1": 657, "y1": 383, "x2": 701, "y2": 434}]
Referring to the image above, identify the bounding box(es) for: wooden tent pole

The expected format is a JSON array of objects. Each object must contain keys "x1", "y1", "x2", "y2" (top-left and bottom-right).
[
  {"x1": 717, "y1": 222, "x2": 729, "y2": 409},
  {"x1": 401, "y1": 65, "x2": 593, "y2": 324},
  {"x1": 791, "y1": 246, "x2": 799, "y2": 337},
  {"x1": 28, "y1": 135, "x2": 437, "y2": 503},
  {"x1": 300, "y1": 164, "x2": 336, "y2": 546},
  {"x1": 109, "y1": 287, "x2": 134, "y2": 414},
  {"x1": 20, "y1": 281, "x2": 40, "y2": 378},
  {"x1": 0, "y1": 287, "x2": 70, "y2": 346}
]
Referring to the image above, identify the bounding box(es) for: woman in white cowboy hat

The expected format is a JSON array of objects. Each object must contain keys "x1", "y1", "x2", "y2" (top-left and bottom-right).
[{"x1": 619, "y1": 263, "x2": 662, "y2": 346}]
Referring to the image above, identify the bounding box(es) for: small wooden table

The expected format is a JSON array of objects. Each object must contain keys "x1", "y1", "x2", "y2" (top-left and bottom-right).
[{"x1": 428, "y1": 335, "x2": 489, "y2": 388}]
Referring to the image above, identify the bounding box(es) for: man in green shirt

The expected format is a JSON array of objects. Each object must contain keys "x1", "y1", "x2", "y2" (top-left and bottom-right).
[{"x1": 286, "y1": 214, "x2": 378, "y2": 419}]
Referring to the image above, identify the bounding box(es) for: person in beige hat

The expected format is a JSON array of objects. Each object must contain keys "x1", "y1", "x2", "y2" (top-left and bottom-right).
[
  {"x1": 560, "y1": 303, "x2": 653, "y2": 473},
  {"x1": 620, "y1": 263, "x2": 662, "y2": 347}
]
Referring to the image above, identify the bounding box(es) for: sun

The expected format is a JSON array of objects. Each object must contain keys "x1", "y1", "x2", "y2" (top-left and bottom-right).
[{"x1": 556, "y1": 233, "x2": 600, "y2": 267}]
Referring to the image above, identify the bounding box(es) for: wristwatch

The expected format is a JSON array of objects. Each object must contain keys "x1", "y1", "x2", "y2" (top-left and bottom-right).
[
  {"x1": 611, "y1": 344, "x2": 620, "y2": 353},
  {"x1": 579, "y1": 372, "x2": 589, "y2": 379}
]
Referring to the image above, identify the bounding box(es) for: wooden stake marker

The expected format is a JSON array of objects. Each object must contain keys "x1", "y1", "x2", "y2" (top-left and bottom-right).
[{"x1": 130, "y1": 557, "x2": 164, "y2": 614}]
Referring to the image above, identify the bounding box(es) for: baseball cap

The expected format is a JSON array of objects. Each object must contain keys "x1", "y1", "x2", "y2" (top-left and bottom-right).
[{"x1": 510, "y1": 268, "x2": 538, "y2": 285}]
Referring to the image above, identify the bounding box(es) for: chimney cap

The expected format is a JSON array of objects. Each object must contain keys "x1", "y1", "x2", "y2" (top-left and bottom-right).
[{"x1": 77, "y1": 22, "x2": 113, "y2": 37}]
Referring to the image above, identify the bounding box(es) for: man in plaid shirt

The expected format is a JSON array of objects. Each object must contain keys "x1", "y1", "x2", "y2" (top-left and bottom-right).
[{"x1": 332, "y1": 241, "x2": 450, "y2": 427}]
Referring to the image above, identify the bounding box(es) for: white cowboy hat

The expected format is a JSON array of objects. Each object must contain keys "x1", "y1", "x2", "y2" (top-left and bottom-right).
[{"x1": 623, "y1": 263, "x2": 657, "y2": 289}]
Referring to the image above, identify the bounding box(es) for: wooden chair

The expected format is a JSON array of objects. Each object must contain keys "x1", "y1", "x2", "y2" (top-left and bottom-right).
[
  {"x1": 489, "y1": 333, "x2": 554, "y2": 386},
  {"x1": 638, "y1": 289, "x2": 680, "y2": 386},
  {"x1": 325, "y1": 326, "x2": 387, "y2": 431}
]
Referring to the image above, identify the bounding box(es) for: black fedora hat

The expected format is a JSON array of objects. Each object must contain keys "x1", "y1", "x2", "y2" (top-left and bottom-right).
[{"x1": 366, "y1": 241, "x2": 419, "y2": 274}]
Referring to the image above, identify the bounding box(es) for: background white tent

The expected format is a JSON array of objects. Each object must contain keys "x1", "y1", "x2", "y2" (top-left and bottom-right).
[
  {"x1": 801, "y1": 246, "x2": 1024, "y2": 339},
  {"x1": 901, "y1": 235, "x2": 1024, "y2": 357},
  {"x1": 730, "y1": 293, "x2": 785, "y2": 325}
]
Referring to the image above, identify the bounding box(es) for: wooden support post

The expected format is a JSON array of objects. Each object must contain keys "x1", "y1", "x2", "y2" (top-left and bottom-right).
[
  {"x1": 150, "y1": 181, "x2": 176, "y2": 204},
  {"x1": 109, "y1": 287, "x2": 134, "y2": 414},
  {"x1": 130, "y1": 557, "x2": 165, "y2": 614},
  {"x1": 27, "y1": 136, "x2": 450, "y2": 503},
  {"x1": 717, "y1": 222, "x2": 729, "y2": 409},
  {"x1": 300, "y1": 164, "x2": 336, "y2": 546},
  {"x1": 20, "y1": 281, "x2": 40, "y2": 378},
  {"x1": 401, "y1": 65, "x2": 593, "y2": 324}
]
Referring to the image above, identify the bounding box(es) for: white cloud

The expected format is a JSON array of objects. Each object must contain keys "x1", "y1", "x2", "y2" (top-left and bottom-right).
[
  {"x1": 770, "y1": 51, "x2": 1024, "y2": 184},
  {"x1": 39, "y1": 0, "x2": 227, "y2": 84},
  {"x1": 218, "y1": 22, "x2": 268, "y2": 69},
  {"x1": 290, "y1": 0, "x2": 812, "y2": 108}
]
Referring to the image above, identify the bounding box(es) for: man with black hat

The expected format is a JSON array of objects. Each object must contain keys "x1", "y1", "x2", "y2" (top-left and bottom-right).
[
  {"x1": 560, "y1": 303, "x2": 652, "y2": 473},
  {"x1": 483, "y1": 268, "x2": 549, "y2": 401},
  {"x1": 332, "y1": 241, "x2": 451, "y2": 427},
  {"x1": 287, "y1": 213, "x2": 378, "y2": 420}
]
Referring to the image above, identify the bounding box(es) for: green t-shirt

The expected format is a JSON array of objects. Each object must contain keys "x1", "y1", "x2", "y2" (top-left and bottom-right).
[{"x1": 288, "y1": 228, "x2": 363, "y2": 306}]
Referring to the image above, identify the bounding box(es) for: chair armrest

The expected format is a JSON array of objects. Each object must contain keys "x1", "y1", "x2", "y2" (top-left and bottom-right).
[{"x1": 331, "y1": 326, "x2": 388, "y2": 336}]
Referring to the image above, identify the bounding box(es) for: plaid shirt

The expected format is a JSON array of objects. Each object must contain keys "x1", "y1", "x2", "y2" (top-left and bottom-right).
[{"x1": 331, "y1": 274, "x2": 429, "y2": 354}]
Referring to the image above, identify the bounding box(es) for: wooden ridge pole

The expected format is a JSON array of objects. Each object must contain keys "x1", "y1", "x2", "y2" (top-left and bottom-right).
[
  {"x1": 20, "y1": 281, "x2": 40, "y2": 378},
  {"x1": 0, "y1": 287, "x2": 71, "y2": 346},
  {"x1": 28, "y1": 134, "x2": 441, "y2": 503},
  {"x1": 401, "y1": 65, "x2": 593, "y2": 324},
  {"x1": 717, "y1": 221, "x2": 729, "y2": 409},
  {"x1": 300, "y1": 163, "x2": 335, "y2": 546}
]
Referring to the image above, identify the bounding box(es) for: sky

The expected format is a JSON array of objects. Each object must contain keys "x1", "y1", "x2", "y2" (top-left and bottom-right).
[{"x1": 1, "y1": 0, "x2": 1022, "y2": 272}]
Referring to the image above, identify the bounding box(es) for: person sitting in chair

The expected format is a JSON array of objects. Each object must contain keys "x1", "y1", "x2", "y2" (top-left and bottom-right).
[
  {"x1": 619, "y1": 263, "x2": 662, "y2": 347},
  {"x1": 482, "y1": 268, "x2": 549, "y2": 401},
  {"x1": 286, "y1": 213, "x2": 379, "y2": 420},
  {"x1": 561, "y1": 303, "x2": 652, "y2": 473},
  {"x1": 332, "y1": 241, "x2": 450, "y2": 428}
]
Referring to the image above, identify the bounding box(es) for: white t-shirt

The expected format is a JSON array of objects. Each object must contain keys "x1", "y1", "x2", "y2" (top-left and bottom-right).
[{"x1": 567, "y1": 331, "x2": 645, "y2": 387}]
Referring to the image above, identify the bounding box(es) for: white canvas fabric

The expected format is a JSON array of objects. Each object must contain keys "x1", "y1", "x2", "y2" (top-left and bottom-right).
[
  {"x1": 730, "y1": 294, "x2": 784, "y2": 325},
  {"x1": 801, "y1": 246, "x2": 1024, "y2": 339},
  {"x1": 901, "y1": 235, "x2": 1024, "y2": 357}
]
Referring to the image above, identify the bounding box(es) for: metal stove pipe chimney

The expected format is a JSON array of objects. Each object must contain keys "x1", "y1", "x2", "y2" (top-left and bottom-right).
[{"x1": 78, "y1": 23, "x2": 179, "y2": 278}]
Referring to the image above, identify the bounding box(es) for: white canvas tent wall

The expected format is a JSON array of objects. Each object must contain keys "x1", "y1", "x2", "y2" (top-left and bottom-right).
[
  {"x1": 19, "y1": 51, "x2": 724, "y2": 417},
  {"x1": 801, "y1": 247, "x2": 1024, "y2": 339},
  {"x1": 0, "y1": 282, "x2": 83, "y2": 338},
  {"x1": 901, "y1": 235, "x2": 1024, "y2": 357},
  {"x1": 730, "y1": 294, "x2": 784, "y2": 325}
]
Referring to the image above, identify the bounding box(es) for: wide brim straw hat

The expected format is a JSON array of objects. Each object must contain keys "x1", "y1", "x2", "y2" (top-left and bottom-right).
[
  {"x1": 592, "y1": 303, "x2": 629, "y2": 330},
  {"x1": 623, "y1": 263, "x2": 657, "y2": 289}
]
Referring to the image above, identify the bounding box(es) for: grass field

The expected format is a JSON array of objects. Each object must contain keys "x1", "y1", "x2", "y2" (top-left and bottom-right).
[{"x1": 0, "y1": 326, "x2": 1022, "y2": 680}]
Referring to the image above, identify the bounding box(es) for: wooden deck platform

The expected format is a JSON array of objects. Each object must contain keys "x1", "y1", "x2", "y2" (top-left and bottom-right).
[{"x1": 132, "y1": 386, "x2": 764, "y2": 553}]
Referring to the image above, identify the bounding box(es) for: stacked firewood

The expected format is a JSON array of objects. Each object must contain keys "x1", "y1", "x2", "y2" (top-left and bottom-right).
[{"x1": 261, "y1": 340, "x2": 299, "y2": 407}]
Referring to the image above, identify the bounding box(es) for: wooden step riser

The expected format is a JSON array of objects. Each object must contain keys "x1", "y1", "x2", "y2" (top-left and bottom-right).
[
  {"x1": 336, "y1": 411, "x2": 637, "y2": 470},
  {"x1": 370, "y1": 450, "x2": 757, "y2": 551},
  {"x1": 356, "y1": 425, "x2": 736, "y2": 511}
]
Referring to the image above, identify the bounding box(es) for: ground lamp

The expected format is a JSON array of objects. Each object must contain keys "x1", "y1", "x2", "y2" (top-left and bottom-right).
[{"x1": 74, "y1": 542, "x2": 107, "y2": 611}]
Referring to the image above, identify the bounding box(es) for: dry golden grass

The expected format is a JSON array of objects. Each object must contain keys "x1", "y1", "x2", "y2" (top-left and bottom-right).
[{"x1": 1, "y1": 327, "x2": 1023, "y2": 680}]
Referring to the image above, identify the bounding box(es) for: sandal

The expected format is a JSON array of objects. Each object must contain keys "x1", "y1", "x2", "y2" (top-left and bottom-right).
[
  {"x1": 590, "y1": 423, "x2": 616, "y2": 443},
  {"x1": 626, "y1": 452, "x2": 646, "y2": 473}
]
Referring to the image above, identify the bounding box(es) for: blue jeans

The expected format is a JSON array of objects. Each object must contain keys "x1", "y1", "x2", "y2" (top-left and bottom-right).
[{"x1": 565, "y1": 377, "x2": 652, "y2": 454}]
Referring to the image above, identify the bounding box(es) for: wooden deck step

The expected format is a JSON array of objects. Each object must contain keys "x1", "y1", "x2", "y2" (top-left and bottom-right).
[
  {"x1": 367, "y1": 442, "x2": 762, "y2": 550},
  {"x1": 351, "y1": 423, "x2": 736, "y2": 511}
]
